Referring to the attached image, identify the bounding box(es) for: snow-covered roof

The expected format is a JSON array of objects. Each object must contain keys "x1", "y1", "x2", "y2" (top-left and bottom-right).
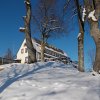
[
  {"x1": 63, "y1": 52, "x2": 68, "y2": 57},
  {"x1": 32, "y1": 38, "x2": 67, "y2": 56}
]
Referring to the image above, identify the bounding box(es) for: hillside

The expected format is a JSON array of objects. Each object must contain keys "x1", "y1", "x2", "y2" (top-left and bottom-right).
[{"x1": 0, "y1": 62, "x2": 100, "y2": 100}]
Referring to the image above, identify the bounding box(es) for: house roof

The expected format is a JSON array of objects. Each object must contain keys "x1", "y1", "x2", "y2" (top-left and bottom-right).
[{"x1": 33, "y1": 38, "x2": 68, "y2": 56}]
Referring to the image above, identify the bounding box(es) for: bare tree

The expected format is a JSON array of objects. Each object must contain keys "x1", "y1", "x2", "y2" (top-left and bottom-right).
[
  {"x1": 63, "y1": 0, "x2": 100, "y2": 73},
  {"x1": 75, "y1": 0, "x2": 84, "y2": 72},
  {"x1": 64, "y1": 0, "x2": 84, "y2": 72},
  {"x1": 84, "y1": 0, "x2": 100, "y2": 73},
  {"x1": 32, "y1": 0, "x2": 63, "y2": 62},
  {"x1": 19, "y1": 0, "x2": 36, "y2": 63},
  {"x1": 4, "y1": 48, "x2": 13, "y2": 60}
]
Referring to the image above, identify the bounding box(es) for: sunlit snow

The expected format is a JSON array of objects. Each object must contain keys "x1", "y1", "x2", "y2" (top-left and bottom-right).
[
  {"x1": 88, "y1": 10, "x2": 98, "y2": 21},
  {"x1": 0, "y1": 62, "x2": 100, "y2": 100}
]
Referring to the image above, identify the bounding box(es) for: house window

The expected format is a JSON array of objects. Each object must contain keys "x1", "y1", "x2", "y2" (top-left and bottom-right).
[
  {"x1": 25, "y1": 57, "x2": 28, "y2": 63},
  {"x1": 25, "y1": 48, "x2": 28, "y2": 53},
  {"x1": 21, "y1": 49, "x2": 24, "y2": 54},
  {"x1": 24, "y1": 43, "x2": 27, "y2": 47}
]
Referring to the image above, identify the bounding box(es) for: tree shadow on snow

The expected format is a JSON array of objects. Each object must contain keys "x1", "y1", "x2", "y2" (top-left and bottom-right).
[{"x1": 0, "y1": 62, "x2": 63, "y2": 93}]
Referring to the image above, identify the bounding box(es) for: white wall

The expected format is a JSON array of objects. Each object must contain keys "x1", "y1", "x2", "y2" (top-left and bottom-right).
[{"x1": 17, "y1": 39, "x2": 28, "y2": 63}]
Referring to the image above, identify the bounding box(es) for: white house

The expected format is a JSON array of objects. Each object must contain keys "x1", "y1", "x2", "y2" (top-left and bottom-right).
[{"x1": 17, "y1": 38, "x2": 71, "y2": 64}]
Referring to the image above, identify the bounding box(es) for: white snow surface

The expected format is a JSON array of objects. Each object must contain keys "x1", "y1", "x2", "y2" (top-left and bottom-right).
[
  {"x1": 77, "y1": 33, "x2": 81, "y2": 38},
  {"x1": 0, "y1": 62, "x2": 100, "y2": 100},
  {"x1": 88, "y1": 10, "x2": 98, "y2": 21},
  {"x1": 19, "y1": 27, "x2": 25, "y2": 30},
  {"x1": 82, "y1": 7, "x2": 86, "y2": 22}
]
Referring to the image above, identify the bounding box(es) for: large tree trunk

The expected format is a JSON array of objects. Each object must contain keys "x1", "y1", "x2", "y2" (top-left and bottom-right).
[
  {"x1": 85, "y1": 0, "x2": 100, "y2": 73},
  {"x1": 93, "y1": 40, "x2": 100, "y2": 73},
  {"x1": 92, "y1": 0, "x2": 100, "y2": 73},
  {"x1": 90, "y1": 21, "x2": 100, "y2": 73},
  {"x1": 24, "y1": 0, "x2": 36, "y2": 63}
]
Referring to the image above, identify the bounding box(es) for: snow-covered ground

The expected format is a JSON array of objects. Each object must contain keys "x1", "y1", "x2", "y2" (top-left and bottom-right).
[{"x1": 0, "y1": 62, "x2": 100, "y2": 100}]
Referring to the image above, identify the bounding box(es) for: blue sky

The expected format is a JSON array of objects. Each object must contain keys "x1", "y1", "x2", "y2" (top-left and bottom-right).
[{"x1": 0, "y1": 0, "x2": 95, "y2": 70}]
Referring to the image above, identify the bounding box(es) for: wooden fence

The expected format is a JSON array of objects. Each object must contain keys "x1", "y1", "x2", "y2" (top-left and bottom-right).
[{"x1": 0, "y1": 57, "x2": 21, "y2": 65}]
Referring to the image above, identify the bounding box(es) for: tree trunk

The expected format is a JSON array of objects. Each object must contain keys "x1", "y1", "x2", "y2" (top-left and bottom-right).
[
  {"x1": 92, "y1": 0, "x2": 100, "y2": 73},
  {"x1": 93, "y1": 41, "x2": 100, "y2": 73},
  {"x1": 85, "y1": 0, "x2": 100, "y2": 73},
  {"x1": 77, "y1": 20, "x2": 84, "y2": 72},
  {"x1": 90, "y1": 21, "x2": 100, "y2": 73},
  {"x1": 75, "y1": 0, "x2": 84, "y2": 72},
  {"x1": 24, "y1": 0, "x2": 36, "y2": 63},
  {"x1": 78, "y1": 32, "x2": 84, "y2": 72},
  {"x1": 41, "y1": 41, "x2": 45, "y2": 62}
]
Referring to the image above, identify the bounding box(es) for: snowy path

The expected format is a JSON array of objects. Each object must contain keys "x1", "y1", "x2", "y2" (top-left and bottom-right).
[{"x1": 0, "y1": 62, "x2": 100, "y2": 100}]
